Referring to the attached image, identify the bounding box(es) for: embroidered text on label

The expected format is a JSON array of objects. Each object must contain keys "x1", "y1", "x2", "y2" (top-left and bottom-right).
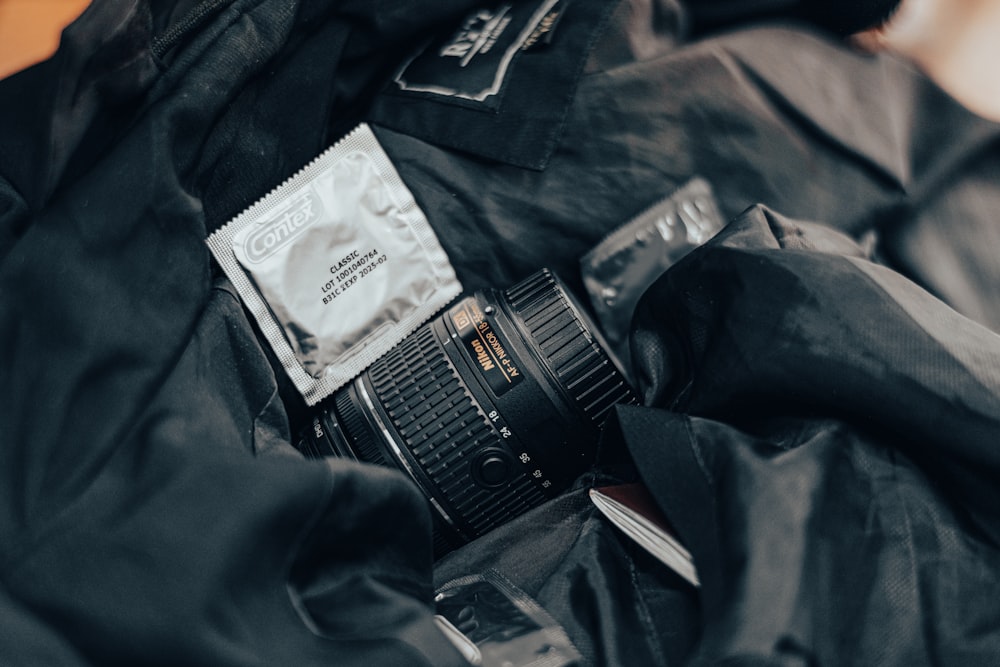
[{"x1": 439, "y1": 5, "x2": 513, "y2": 67}]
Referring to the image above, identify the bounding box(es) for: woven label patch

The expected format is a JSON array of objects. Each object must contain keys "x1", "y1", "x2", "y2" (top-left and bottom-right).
[{"x1": 394, "y1": 0, "x2": 563, "y2": 104}]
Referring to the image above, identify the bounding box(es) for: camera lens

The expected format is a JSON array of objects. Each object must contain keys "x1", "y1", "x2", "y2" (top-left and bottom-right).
[{"x1": 297, "y1": 269, "x2": 635, "y2": 555}]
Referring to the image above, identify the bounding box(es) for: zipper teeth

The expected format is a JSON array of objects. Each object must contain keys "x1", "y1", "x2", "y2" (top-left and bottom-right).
[{"x1": 151, "y1": 0, "x2": 236, "y2": 60}]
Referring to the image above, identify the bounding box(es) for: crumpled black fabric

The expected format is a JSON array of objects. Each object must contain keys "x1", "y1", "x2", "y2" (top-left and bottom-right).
[
  {"x1": 414, "y1": 11, "x2": 1000, "y2": 652},
  {"x1": 0, "y1": 0, "x2": 482, "y2": 664},
  {"x1": 685, "y1": 0, "x2": 902, "y2": 36},
  {"x1": 3, "y1": 0, "x2": 1000, "y2": 665},
  {"x1": 370, "y1": 14, "x2": 1000, "y2": 306},
  {"x1": 622, "y1": 206, "x2": 1000, "y2": 665},
  {"x1": 434, "y1": 485, "x2": 703, "y2": 666}
]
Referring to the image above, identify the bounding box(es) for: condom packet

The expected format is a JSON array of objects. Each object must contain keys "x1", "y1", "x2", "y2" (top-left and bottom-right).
[
  {"x1": 207, "y1": 123, "x2": 462, "y2": 406},
  {"x1": 434, "y1": 570, "x2": 582, "y2": 667},
  {"x1": 580, "y1": 177, "x2": 724, "y2": 375}
]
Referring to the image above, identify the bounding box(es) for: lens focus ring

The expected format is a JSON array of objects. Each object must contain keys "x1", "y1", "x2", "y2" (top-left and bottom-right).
[{"x1": 367, "y1": 325, "x2": 546, "y2": 538}]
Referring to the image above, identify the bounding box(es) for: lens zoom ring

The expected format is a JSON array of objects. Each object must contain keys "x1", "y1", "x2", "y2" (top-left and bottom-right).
[
  {"x1": 506, "y1": 270, "x2": 634, "y2": 425},
  {"x1": 368, "y1": 326, "x2": 546, "y2": 536}
]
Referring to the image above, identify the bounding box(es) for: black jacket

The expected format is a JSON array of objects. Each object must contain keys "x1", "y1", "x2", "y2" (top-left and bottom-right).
[{"x1": 2, "y1": 0, "x2": 999, "y2": 665}]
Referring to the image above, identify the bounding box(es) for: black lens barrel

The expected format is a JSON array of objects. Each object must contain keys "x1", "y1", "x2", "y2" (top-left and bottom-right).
[{"x1": 298, "y1": 269, "x2": 635, "y2": 554}]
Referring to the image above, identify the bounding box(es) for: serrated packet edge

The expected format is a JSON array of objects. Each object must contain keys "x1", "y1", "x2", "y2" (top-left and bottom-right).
[{"x1": 206, "y1": 123, "x2": 462, "y2": 406}]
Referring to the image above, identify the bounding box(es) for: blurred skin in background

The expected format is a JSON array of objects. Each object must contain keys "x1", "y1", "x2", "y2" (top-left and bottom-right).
[
  {"x1": 855, "y1": 0, "x2": 1000, "y2": 121},
  {"x1": 0, "y1": 0, "x2": 91, "y2": 78}
]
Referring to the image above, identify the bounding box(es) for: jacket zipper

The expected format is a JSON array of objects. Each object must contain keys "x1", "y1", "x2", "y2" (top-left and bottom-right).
[{"x1": 151, "y1": 0, "x2": 236, "y2": 60}]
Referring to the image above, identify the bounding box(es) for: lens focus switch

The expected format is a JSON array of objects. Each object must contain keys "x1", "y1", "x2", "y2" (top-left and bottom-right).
[{"x1": 472, "y1": 449, "x2": 515, "y2": 488}]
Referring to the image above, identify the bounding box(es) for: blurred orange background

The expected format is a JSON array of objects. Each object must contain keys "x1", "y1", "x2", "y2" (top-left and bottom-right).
[{"x1": 0, "y1": 0, "x2": 91, "y2": 79}]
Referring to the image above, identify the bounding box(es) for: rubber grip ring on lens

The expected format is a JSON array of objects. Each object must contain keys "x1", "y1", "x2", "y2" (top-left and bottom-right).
[
  {"x1": 368, "y1": 326, "x2": 546, "y2": 538},
  {"x1": 505, "y1": 269, "x2": 635, "y2": 426}
]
